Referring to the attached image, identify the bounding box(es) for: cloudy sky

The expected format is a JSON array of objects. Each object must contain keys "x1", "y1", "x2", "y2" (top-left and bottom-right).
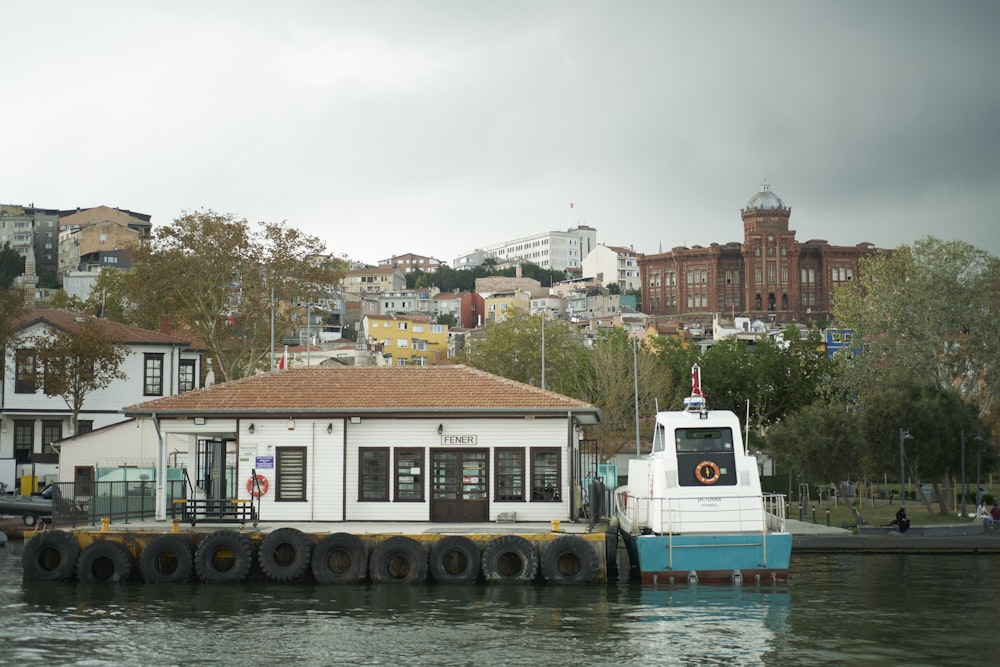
[{"x1": 4, "y1": 1, "x2": 999, "y2": 264}]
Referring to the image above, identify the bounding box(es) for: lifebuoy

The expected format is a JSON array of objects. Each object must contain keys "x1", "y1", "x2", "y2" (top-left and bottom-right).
[
  {"x1": 540, "y1": 535, "x2": 598, "y2": 584},
  {"x1": 429, "y1": 535, "x2": 481, "y2": 584},
  {"x1": 194, "y1": 530, "x2": 254, "y2": 583},
  {"x1": 481, "y1": 535, "x2": 538, "y2": 584},
  {"x1": 311, "y1": 533, "x2": 368, "y2": 584},
  {"x1": 258, "y1": 527, "x2": 312, "y2": 583},
  {"x1": 695, "y1": 460, "x2": 721, "y2": 485},
  {"x1": 22, "y1": 530, "x2": 81, "y2": 581},
  {"x1": 247, "y1": 474, "x2": 269, "y2": 497},
  {"x1": 369, "y1": 536, "x2": 427, "y2": 583},
  {"x1": 140, "y1": 534, "x2": 195, "y2": 583},
  {"x1": 77, "y1": 539, "x2": 135, "y2": 583}
]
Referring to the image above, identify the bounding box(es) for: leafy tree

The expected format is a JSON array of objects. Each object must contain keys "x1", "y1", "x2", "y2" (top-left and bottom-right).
[
  {"x1": 462, "y1": 309, "x2": 582, "y2": 391},
  {"x1": 766, "y1": 402, "x2": 864, "y2": 486},
  {"x1": 563, "y1": 328, "x2": 675, "y2": 460},
  {"x1": 103, "y1": 210, "x2": 342, "y2": 381},
  {"x1": 30, "y1": 317, "x2": 129, "y2": 435},
  {"x1": 0, "y1": 243, "x2": 25, "y2": 288},
  {"x1": 834, "y1": 237, "x2": 1000, "y2": 427},
  {"x1": 605, "y1": 282, "x2": 622, "y2": 295},
  {"x1": 0, "y1": 288, "x2": 26, "y2": 349},
  {"x1": 435, "y1": 312, "x2": 458, "y2": 328},
  {"x1": 857, "y1": 373, "x2": 984, "y2": 514}
]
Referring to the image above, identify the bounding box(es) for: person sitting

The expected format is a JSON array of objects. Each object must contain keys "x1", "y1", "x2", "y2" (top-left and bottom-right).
[
  {"x1": 990, "y1": 502, "x2": 1000, "y2": 530},
  {"x1": 890, "y1": 506, "x2": 911, "y2": 533},
  {"x1": 975, "y1": 501, "x2": 991, "y2": 526}
]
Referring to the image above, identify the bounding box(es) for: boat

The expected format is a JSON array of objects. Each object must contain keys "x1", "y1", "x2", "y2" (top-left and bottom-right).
[
  {"x1": 614, "y1": 364, "x2": 792, "y2": 584},
  {"x1": 0, "y1": 494, "x2": 52, "y2": 527}
]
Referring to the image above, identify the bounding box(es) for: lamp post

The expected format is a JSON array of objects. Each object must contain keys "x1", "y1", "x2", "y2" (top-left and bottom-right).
[
  {"x1": 961, "y1": 431, "x2": 983, "y2": 516},
  {"x1": 899, "y1": 428, "x2": 913, "y2": 508}
]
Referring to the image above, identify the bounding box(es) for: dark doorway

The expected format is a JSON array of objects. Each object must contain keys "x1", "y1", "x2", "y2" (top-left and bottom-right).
[{"x1": 431, "y1": 449, "x2": 489, "y2": 522}]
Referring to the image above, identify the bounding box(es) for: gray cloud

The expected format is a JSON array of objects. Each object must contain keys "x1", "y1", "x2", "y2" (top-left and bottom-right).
[{"x1": 3, "y1": 0, "x2": 998, "y2": 264}]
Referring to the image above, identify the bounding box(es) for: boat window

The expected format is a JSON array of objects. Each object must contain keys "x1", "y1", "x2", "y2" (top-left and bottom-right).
[
  {"x1": 652, "y1": 424, "x2": 667, "y2": 452},
  {"x1": 675, "y1": 428, "x2": 734, "y2": 453}
]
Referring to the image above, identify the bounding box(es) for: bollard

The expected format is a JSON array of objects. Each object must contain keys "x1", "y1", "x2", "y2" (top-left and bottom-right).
[
  {"x1": 171, "y1": 519, "x2": 180, "y2": 533},
  {"x1": 101, "y1": 517, "x2": 110, "y2": 532},
  {"x1": 551, "y1": 519, "x2": 560, "y2": 532},
  {"x1": 811, "y1": 505, "x2": 816, "y2": 524},
  {"x1": 826, "y1": 509, "x2": 830, "y2": 526}
]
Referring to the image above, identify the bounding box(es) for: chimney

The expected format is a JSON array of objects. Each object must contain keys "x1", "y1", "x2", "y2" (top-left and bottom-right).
[{"x1": 159, "y1": 315, "x2": 171, "y2": 334}]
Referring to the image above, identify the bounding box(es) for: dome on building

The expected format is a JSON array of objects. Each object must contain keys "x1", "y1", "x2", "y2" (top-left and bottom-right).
[{"x1": 746, "y1": 180, "x2": 784, "y2": 210}]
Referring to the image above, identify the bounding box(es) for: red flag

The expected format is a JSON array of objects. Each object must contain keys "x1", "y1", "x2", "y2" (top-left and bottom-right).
[
  {"x1": 279, "y1": 346, "x2": 288, "y2": 370},
  {"x1": 691, "y1": 364, "x2": 702, "y2": 397}
]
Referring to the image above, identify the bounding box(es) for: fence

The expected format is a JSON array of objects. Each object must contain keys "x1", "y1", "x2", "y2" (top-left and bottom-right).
[{"x1": 45, "y1": 480, "x2": 190, "y2": 528}]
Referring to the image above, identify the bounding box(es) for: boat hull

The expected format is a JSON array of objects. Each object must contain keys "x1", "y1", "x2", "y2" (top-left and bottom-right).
[{"x1": 622, "y1": 531, "x2": 792, "y2": 585}]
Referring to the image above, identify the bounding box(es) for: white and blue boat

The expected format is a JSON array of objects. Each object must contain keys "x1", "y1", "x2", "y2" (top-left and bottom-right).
[{"x1": 615, "y1": 365, "x2": 792, "y2": 584}]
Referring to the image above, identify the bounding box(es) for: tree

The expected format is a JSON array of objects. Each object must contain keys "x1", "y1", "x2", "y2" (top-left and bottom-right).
[
  {"x1": 435, "y1": 312, "x2": 458, "y2": 328},
  {"x1": 563, "y1": 328, "x2": 675, "y2": 461},
  {"x1": 0, "y1": 243, "x2": 25, "y2": 289},
  {"x1": 766, "y1": 402, "x2": 864, "y2": 486},
  {"x1": 0, "y1": 288, "x2": 26, "y2": 350},
  {"x1": 30, "y1": 317, "x2": 129, "y2": 435},
  {"x1": 103, "y1": 210, "x2": 343, "y2": 381},
  {"x1": 462, "y1": 309, "x2": 583, "y2": 391},
  {"x1": 834, "y1": 237, "x2": 1000, "y2": 426}
]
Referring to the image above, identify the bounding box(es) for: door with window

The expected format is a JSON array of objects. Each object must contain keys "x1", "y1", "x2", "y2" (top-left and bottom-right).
[{"x1": 431, "y1": 449, "x2": 488, "y2": 522}]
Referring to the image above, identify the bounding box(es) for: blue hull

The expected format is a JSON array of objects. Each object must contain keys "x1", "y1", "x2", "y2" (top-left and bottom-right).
[{"x1": 623, "y1": 532, "x2": 793, "y2": 585}]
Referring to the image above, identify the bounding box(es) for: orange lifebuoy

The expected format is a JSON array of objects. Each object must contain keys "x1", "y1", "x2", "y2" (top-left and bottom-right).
[
  {"x1": 694, "y1": 461, "x2": 721, "y2": 485},
  {"x1": 247, "y1": 474, "x2": 269, "y2": 497}
]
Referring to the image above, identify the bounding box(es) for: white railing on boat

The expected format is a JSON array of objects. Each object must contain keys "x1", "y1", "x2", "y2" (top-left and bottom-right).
[{"x1": 614, "y1": 489, "x2": 788, "y2": 537}]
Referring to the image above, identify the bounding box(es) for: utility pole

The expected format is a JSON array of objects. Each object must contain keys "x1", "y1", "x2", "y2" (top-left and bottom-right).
[{"x1": 899, "y1": 428, "x2": 913, "y2": 507}]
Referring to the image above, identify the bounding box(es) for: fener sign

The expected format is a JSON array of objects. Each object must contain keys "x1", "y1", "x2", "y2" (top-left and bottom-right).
[{"x1": 440, "y1": 435, "x2": 478, "y2": 445}]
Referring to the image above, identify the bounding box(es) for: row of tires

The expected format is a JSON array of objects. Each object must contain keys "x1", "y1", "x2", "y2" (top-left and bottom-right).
[{"x1": 23, "y1": 529, "x2": 601, "y2": 585}]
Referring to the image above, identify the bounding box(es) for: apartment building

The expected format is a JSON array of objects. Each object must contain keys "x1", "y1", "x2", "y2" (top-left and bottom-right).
[
  {"x1": 361, "y1": 314, "x2": 449, "y2": 365},
  {"x1": 453, "y1": 225, "x2": 597, "y2": 272}
]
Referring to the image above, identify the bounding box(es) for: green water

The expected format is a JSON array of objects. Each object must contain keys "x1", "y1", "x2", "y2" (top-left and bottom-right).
[{"x1": 0, "y1": 540, "x2": 996, "y2": 666}]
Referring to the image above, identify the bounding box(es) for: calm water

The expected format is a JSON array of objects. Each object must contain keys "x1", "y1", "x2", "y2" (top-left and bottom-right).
[{"x1": 0, "y1": 540, "x2": 996, "y2": 666}]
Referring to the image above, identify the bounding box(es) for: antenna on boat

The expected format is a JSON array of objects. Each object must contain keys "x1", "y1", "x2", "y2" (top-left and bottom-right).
[
  {"x1": 745, "y1": 399, "x2": 751, "y2": 455},
  {"x1": 684, "y1": 364, "x2": 707, "y2": 415}
]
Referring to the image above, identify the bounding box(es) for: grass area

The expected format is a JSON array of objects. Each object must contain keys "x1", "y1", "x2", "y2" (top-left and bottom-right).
[{"x1": 791, "y1": 498, "x2": 981, "y2": 529}]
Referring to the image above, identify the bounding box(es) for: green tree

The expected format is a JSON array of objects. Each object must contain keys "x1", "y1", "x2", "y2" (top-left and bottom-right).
[
  {"x1": 106, "y1": 210, "x2": 342, "y2": 381},
  {"x1": 766, "y1": 402, "x2": 864, "y2": 486},
  {"x1": 30, "y1": 316, "x2": 129, "y2": 435},
  {"x1": 0, "y1": 243, "x2": 25, "y2": 289},
  {"x1": 462, "y1": 309, "x2": 582, "y2": 391},
  {"x1": 834, "y1": 237, "x2": 1000, "y2": 427},
  {"x1": 435, "y1": 312, "x2": 458, "y2": 328},
  {"x1": 564, "y1": 328, "x2": 674, "y2": 461}
]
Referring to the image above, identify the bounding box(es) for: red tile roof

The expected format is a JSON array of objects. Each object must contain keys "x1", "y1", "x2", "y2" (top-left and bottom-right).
[
  {"x1": 124, "y1": 365, "x2": 601, "y2": 419},
  {"x1": 14, "y1": 309, "x2": 193, "y2": 346}
]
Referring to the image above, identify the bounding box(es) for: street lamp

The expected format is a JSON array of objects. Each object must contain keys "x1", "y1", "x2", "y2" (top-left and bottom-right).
[
  {"x1": 960, "y1": 431, "x2": 983, "y2": 517},
  {"x1": 899, "y1": 428, "x2": 913, "y2": 508}
]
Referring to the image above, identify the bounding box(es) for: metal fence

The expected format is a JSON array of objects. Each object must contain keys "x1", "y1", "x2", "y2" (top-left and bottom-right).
[{"x1": 46, "y1": 480, "x2": 189, "y2": 528}]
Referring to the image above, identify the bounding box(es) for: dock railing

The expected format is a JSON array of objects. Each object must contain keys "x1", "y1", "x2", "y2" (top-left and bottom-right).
[{"x1": 616, "y1": 491, "x2": 788, "y2": 536}]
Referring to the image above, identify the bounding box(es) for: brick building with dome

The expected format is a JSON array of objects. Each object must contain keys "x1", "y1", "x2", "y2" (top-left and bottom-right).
[{"x1": 637, "y1": 182, "x2": 878, "y2": 327}]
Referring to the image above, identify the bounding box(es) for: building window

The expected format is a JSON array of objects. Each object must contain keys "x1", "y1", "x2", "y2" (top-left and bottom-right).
[
  {"x1": 395, "y1": 448, "x2": 424, "y2": 502},
  {"x1": 276, "y1": 447, "x2": 307, "y2": 501},
  {"x1": 42, "y1": 420, "x2": 62, "y2": 455},
  {"x1": 77, "y1": 420, "x2": 94, "y2": 435},
  {"x1": 15, "y1": 349, "x2": 37, "y2": 394},
  {"x1": 178, "y1": 359, "x2": 196, "y2": 392},
  {"x1": 14, "y1": 420, "x2": 34, "y2": 463},
  {"x1": 360, "y1": 447, "x2": 389, "y2": 501},
  {"x1": 531, "y1": 448, "x2": 561, "y2": 501},
  {"x1": 495, "y1": 449, "x2": 524, "y2": 501},
  {"x1": 144, "y1": 353, "x2": 164, "y2": 396}
]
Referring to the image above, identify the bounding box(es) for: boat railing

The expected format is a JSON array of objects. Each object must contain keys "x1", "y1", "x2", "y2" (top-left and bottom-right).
[{"x1": 616, "y1": 490, "x2": 788, "y2": 536}]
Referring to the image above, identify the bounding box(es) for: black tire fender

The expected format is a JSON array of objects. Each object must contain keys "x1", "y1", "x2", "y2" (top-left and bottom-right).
[
  {"x1": 258, "y1": 527, "x2": 312, "y2": 583},
  {"x1": 140, "y1": 534, "x2": 195, "y2": 584},
  {"x1": 369, "y1": 536, "x2": 427, "y2": 584},
  {"x1": 540, "y1": 535, "x2": 598, "y2": 584},
  {"x1": 77, "y1": 540, "x2": 135, "y2": 583},
  {"x1": 22, "y1": 530, "x2": 81, "y2": 582},
  {"x1": 194, "y1": 530, "x2": 254, "y2": 583},
  {"x1": 429, "y1": 535, "x2": 481, "y2": 584},
  {"x1": 311, "y1": 533, "x2": 368, "y2": 584},
  {"x1": 481, "y1": 535, "x2": 538, "y2": 584}
]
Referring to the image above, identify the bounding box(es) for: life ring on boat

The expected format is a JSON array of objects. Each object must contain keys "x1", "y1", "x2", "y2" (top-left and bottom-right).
[
  {"x1": 311, "y1": 532, "x2": 368, "y2": 584},
  {"x1": 194, "y1": 529, "x2": 254, "y2": 583},
  {"x1": 22, "y1": 530, "x2": 81, "y2": 581},
  {"x1": 540, "y1": 534, "x2": 598, "y2": 584},
  {"x1": 481, "y1": 535, "x2": 538, "y2": 584},
  {"x1": 247, "y1": 474, "x2": 269, "y2": 497},
  {"x1": 369, "y1": 536, "x2": 427, "y2": 584},
  {"x1": 695, "y1": 460, "x2": 721, "y2": 485},
  {"x1": 258, "y1": 527, "x2": 312, "y2": 582},
  {"x1": 140, "y1": 533, "x2": 195, "y2": 583},
  {"x1": 77, "y1": 539, "x2": 135, "y2": 583},
  {"x1": 429, "y1": 535, "x2": 481, "y2": 584}
]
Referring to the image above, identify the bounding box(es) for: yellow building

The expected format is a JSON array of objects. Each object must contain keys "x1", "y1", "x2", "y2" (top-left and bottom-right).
[
  {"x1": 483, "y1": 290, "x2": 531, "y2": 324},
  {"x1": 362, "y1": 314, "x2": 449, "y2": 366}
]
